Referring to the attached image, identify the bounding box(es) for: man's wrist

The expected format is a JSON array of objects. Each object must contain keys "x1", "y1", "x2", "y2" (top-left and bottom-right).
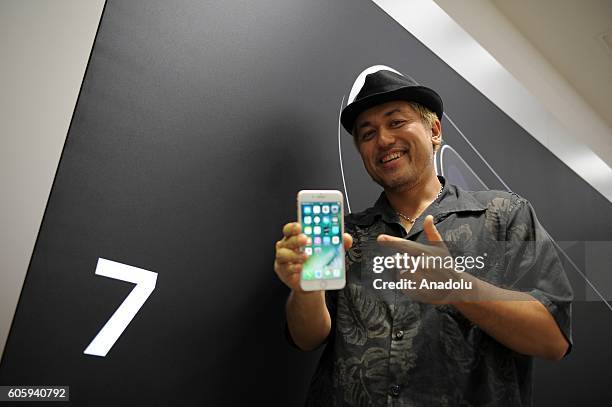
[
  {"x1": 291, "y1": 288, "x2": 323, "y2": 299},
  {"x1": 449, "y1": 273, "x2": 482, "y2": 304}
]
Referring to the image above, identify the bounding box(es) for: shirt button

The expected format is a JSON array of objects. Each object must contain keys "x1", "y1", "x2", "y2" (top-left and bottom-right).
[
  {"x1": 394, "y1": 330, "x2": 404, "y2": 340},
  {"x1": 389, "y1": 384, "x2": 401, "y2": 397}
]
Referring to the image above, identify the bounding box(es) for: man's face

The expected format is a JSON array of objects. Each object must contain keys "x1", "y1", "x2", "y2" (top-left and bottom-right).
[{"x1": 353, "y1": 100, "x2": 441, "y2": 191}]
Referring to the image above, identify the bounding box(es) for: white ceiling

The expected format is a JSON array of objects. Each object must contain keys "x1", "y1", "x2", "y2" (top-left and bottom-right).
[
  {"x1": 430, "y1": 0, "x2": 612, "y2": 166},
  {"x1": 491, "y1": 0, "x2": 612, "y2": 130},
  {"x1": 375, "y1": 0, "x2": 612, "y2": 201}
]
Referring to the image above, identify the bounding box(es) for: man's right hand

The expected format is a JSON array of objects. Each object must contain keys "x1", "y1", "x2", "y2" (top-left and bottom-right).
[
  {"x1": 275, "y1": 222, "x2": 353, "y2": 350},
  {"x1": 274, "y1": 222, "x2": 353, "y2": 293},
  {"x1": 274, "y1": 222, "x2": 309, "y2": 292}
]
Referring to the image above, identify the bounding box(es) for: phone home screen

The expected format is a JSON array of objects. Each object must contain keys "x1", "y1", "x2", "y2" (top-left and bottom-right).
[{"x1": 300, "y1": 202, "x2": 343, "y2": 281}]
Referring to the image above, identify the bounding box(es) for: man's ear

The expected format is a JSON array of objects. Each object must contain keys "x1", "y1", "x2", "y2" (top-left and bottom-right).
[{"x1": 431, "y1": 119, "x2": 442, "y2": 150}]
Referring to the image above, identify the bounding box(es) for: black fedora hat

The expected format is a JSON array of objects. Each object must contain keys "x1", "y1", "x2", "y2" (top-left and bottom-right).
[{"x1": 340, "y1": 70, "x2": 443, "y2": 134}]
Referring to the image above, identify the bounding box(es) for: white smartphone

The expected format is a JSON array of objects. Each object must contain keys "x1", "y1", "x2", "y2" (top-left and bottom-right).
[{"x1": 297, "y1": 190, "x2": 346, "y2": 291}]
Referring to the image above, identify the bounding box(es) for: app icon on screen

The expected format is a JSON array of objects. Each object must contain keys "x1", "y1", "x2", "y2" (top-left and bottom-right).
[
  {"x1": 304, "y1": 226, "x2": 312, "y2": 235},
  {"x1": 313, "y1": 206, "x2": 321, "y2": 214},
  {"x1": 303, "y1": 270, "x2": 314, "y2": 280},
  {"x1": 304, "y1": 206, "x2": 312, "y2": 214},
  {"x1": 314, "y1": 216, "x2": 320, "y2": 224},
  {"x1": 333, "y1": 268, "x2": 341, "y2": 277},
  {"x1": 314, "y1": 270, "x2": 322, "y2": 279},
  {"x1": 314, "y1": 236, "x2": 322, "y2": 245},
  {"x1": 323, "y1": 236, "x2": 330, "y2": 245},
  {"x1": 322, "y1": 205, "x2": 330, "y2": 214},
  {"x1": 305, "y1": 247, "x2": 313, "y2": 255},
  {"x1": 332, "y1": 236, "x2": 340, "y2": 245},
  {"x1": 332, "y1": 226, "x2": 339, "y2": 234},
  {"x1": 322, "y1": 216, "x2": 330, "y2": 224},
  {"x1": 314, "y1": 226, "x2": 321, "y2": 235},
  {"x1": 331, "y1": 205, "x2": 339, "y2": 214},
  {"x1": 332, "y1": 216, "x2": 338, "y2": 223},
  {"x1": 304, "y1": 216, "x2": 312, "y2": 225},
  {"x1": 314, "y1": 247, "x2": 322, "y2": 254}
]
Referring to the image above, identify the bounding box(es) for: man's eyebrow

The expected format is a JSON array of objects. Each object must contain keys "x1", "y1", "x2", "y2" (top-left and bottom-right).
[
  {"x1": 357, "y1": 109, "x2": 404, "y2": 130},
  {"x1": 383, "y1": 108, "x2": 403, "y2": 117}
]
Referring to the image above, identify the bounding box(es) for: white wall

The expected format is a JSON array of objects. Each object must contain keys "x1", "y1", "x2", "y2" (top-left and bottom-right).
[{"x1": 0, "y1": 0, "x2": 105, "y2": 357}]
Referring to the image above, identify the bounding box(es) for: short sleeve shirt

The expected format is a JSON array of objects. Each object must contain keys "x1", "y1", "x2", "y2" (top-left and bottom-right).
[{"x1": 291, "y1": 176, "x2": 573, "y2": 407}]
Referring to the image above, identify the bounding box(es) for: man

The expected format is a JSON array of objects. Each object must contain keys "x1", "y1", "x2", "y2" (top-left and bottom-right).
[{"x1": 274, "y1": 70, "x2": 572, "y2": 406}]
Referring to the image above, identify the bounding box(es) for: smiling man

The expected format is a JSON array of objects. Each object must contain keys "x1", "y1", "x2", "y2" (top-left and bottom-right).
[{"x1": 274, "y1": 70, "x2": 573, "y2": 407}]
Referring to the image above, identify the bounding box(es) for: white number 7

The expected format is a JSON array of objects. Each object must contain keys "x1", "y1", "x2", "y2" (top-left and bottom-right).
[{"x1": 84, "y1": 258, "x2": 158, "y2": 357}]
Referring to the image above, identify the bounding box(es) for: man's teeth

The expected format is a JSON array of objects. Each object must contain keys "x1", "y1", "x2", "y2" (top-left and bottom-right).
[{"x1": 381, "y1": 151, "x2": 405, "y2": 163}]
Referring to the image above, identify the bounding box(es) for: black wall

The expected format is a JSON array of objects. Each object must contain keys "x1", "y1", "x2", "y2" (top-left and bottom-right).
[{"x1": 1, "y1": 0, "x2": 611, "y2": 405}]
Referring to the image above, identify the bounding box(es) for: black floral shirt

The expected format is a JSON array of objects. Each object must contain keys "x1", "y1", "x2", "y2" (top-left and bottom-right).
[{"x1": 288, "y1": 176, "x2": 573, "y2": 407}]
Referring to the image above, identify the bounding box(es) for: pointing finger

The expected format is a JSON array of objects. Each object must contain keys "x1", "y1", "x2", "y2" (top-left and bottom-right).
[{"x1": 423, "y1": 215, "x2": 443, "y2": 243}]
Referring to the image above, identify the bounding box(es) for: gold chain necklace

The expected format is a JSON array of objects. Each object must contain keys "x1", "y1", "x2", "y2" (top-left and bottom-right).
[{"x1": 396, "y1": 184, "x2": 444, "y2": 224}]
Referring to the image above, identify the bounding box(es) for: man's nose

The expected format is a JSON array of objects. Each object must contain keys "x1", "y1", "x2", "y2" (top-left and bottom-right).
[{"x1": 377, "y1": 127, "x2": 395, "y2": 146}]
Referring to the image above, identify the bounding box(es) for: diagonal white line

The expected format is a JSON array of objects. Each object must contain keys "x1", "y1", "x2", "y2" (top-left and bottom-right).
[
  {"x1": 439, "y1": 144, "x2": 489, "y2": 190},
  {"x1": 443, "y1": 114, "x2": 512, "y2": 192}
]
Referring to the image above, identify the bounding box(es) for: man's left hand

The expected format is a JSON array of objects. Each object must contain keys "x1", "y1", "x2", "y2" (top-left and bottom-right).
[{"x1": 376, "y1": 215, "x2": 475, "y2": 304}]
